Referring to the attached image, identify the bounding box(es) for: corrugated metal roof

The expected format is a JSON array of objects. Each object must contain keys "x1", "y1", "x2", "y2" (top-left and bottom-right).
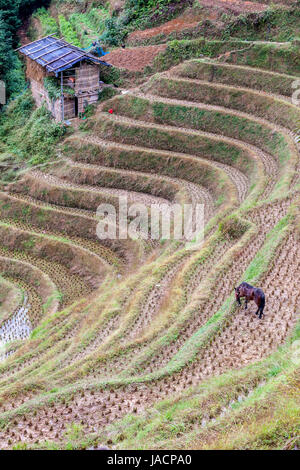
[{"x1": 18, "y1": 35, "x2": 111, "y2": 74}]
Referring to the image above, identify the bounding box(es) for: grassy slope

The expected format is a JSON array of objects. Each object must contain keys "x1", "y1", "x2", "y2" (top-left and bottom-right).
[
  {"x1": 0, "y1": 0, "x2": 299, "y2": 451},
  {"x1": 0, "y1": 93, "x2": 66, "y2": 184},
  {"x1": 27, "y1": 210, "x2": 300, "y2": 450}
]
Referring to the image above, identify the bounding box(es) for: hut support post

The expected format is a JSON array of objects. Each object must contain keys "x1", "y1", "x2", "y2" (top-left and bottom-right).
[{"x1": 60, "y1": 71, "x2": 64, "y2": 122}]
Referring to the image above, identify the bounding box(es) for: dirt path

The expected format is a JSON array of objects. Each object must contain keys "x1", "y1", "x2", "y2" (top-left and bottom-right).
[
  {"x1": 104, "y1": 45, "x2": 167, "y2": 71},
  {"x1": 17, "y1": 17, "x2": 31, "y2": 47},
  {"x1": 128, "y1": 1, "x2": 270, "y2": 43},
  {"x1": 199, "y1": 0, "x2": 270, "y2": 13}
]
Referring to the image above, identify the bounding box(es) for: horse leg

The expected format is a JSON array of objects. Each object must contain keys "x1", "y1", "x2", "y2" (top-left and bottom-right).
[
  {"x1": 245, "y1": 299, "x2": 248, "y2": 310},
  {"x1": 259, "y1": 305, "x2": 265, "y2": 319},
  {"x1": 258, "y1": 294, "x2": 265, "y2": 319}
]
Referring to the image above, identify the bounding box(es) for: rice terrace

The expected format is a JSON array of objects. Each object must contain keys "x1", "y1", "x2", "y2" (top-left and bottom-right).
[{"x1": 0, "y1": 0, "x2": 299, "y2": 451}]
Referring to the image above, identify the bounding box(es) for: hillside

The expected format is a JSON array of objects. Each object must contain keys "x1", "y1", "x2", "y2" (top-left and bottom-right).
[{"x1": 0, "y1": 0, "x2": 299, "y2": 451}]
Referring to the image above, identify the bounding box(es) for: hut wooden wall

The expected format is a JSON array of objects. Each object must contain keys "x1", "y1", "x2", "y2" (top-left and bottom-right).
[
  {"x1": 77, "y1": 92, "x2": 98, "y2": 114},
  {"x1": 26, "y1": 57, "x2": 48, "y2": 84},
  {"x1": 75, "y1": 63, "x2": 99, "y2": 93},
  {"x1": 64, "y1": 97, "x2": 76, "y2": 119}
]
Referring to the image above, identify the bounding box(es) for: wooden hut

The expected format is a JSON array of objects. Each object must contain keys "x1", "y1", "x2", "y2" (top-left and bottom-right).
[{"x1": 17, "y1": 34, "x2": 111, "y2": 121}]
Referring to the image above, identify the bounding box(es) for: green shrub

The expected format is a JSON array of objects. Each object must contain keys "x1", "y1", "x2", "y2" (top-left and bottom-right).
[
  {"x1": 18, "y1": 105, "x2": 66, "y2": 165},
  {"x1": 33, "y1": 7, "x2": 58, "y2": 36},
  {"x1": 0, "y1": 92, "x2": 66, "y2": 174},
  {"x1": 59, "y1": 15, "x2": 82, "y2": 47},
  {"x1": 69, "y1": 8, "x2": 109, "y2": 48},
  {"x1": 44, "y1": 77, "x2": 75, "y2": 101},
  {"x1": 100, "y1": 16, "x2": 129, "y2": 46},
  {"x1": 219, "y1": 215, "x2": 249, "y2": 240},
  {"x1": 98, "y1": 87, "x2": 120, "y2": 102}
]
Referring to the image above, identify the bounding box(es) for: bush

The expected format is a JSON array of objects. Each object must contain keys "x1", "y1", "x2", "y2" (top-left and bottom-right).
[
  {"x1": 100, "y1": 16, "x2": 129, "y2": 46},
  {"x1": 0, "y1": 1, "x2": 51, "y2": 103},
  {"x1": 219, "y1": 215, "x2": 249, "y2": 240},
  {"x1": 33, "y1": 7, "x2": 58, "y2": 36},
  {"x1": 44, "y1": 77, "x2": 75, "y2": 101},
  {"x1": 0, "y1": 92, "x2": 66, "y2": 177},
  {"x1": 18, "y1": 105, "x2": 66, "y2": 165},
  {"x1": 59, "y1": 15, "x2": 82, "y2": 47}
]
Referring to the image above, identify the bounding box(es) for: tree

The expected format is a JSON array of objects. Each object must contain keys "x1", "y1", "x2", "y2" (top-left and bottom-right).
[{"x1": 0, "y1": 0, "x2": 51, "y2": 103}]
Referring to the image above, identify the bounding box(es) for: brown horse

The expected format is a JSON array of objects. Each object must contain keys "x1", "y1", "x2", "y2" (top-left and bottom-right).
[{"x1": 235, "y1": 282, "x2": 265, "y2": 319}]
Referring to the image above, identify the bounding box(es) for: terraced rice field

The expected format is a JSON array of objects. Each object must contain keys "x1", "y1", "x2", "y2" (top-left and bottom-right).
[{"x1": 0, "y1": 51, "x2": 299, "y2": 449}]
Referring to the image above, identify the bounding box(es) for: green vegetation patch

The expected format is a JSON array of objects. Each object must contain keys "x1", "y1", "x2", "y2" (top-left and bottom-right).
[
  {"x1": 93, "y1": 113, "x2": 246, "y2": 175},
  {"x1": 104, "y1": 92, "x2": 294, "y2": 176},
  {"x1": 59, "y1": 15, "x2": 82, "y2": 47},
  {"x1": 32, "y1": 7, "x2": 59, "y2": 36},
  {"x1": 0, "y1": 92, "x2": 66, "y2": 179},
  {"x1": 151, "y1": 39, "x2": 300, "y2": 76},
  {"x1": 174, "y1": 60, "x2": 299, "y2": 97},
  {"x1": 100, "y1": 0, "x2": 189, "y2": 46},
  {"x1": 141, "y1": 75, "x2": 300, "y2": 131},
  {"x1": 44, "y1": 77, "x2": 75, "y2": 101}
]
